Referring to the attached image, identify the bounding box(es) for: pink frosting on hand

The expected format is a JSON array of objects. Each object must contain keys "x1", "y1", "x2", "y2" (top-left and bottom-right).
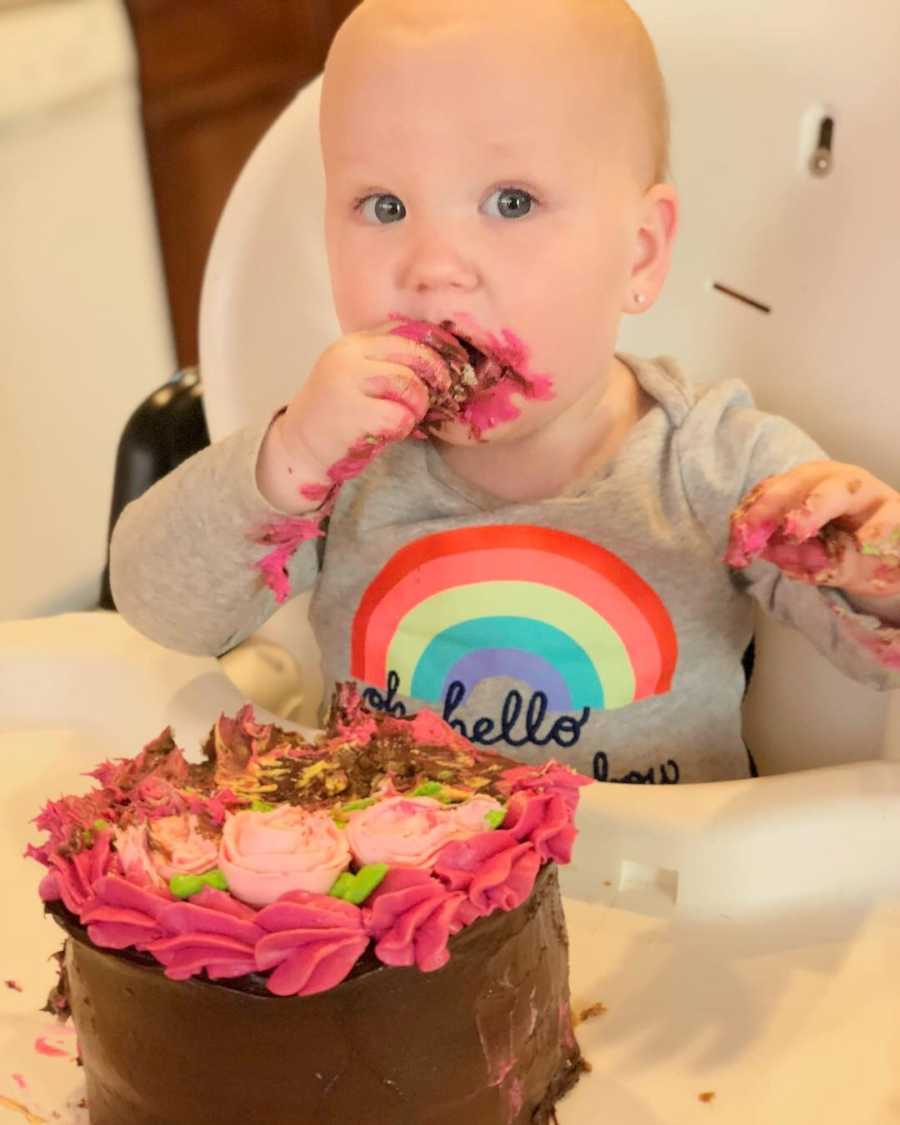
[
  {"x1": 255, "y1": 892, "x2": 369, "y2": 996},
  {"x1": 503, "y1": 792, "x2": 577, "y2": 864},
  {"x1": 434, "y1": 831, "x2": 541, "y2": 927},
  {"x1": 78, "y1": 875, "x2": 172, "y2": 950},
  {"x1": 345, "y1": 795, "x2": 501, "y2": 870},
  {"x1": 363, "y1": 869, "x2": 464, "y2": 972},
  {"x1": 218, "y1": 807, "x2": 351, "y2": 907},
  {"x1": 147, "y1": 893, "x2": 264, "y2": 981}
]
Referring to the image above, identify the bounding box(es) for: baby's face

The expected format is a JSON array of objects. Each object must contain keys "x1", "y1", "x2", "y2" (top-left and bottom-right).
[{"x1": 321, "y1": 4, "x2": 658, "y2": 444}]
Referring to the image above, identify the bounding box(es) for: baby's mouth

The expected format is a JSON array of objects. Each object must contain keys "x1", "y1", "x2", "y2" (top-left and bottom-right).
[{"x1": 387, "y1": 314, "x2": 546, "y2": 439}]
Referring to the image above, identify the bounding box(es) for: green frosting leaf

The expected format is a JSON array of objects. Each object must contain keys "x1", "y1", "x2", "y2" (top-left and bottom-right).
[
  {"x1": 170, "y1": 874, "x2": 205, "y2": 899},
  {"x1": 412, "y1": 781, "x2": 444, "y2": 797},
  {"x1": 201, "y1": 868, "x2": 228, "y2": 892},
  {"x1": 484, "y1": 808, "x2": 506, "y2": 830},
  {"x1": 328, "y1": 864, "x2": 389, "y2": 905},
  {"x1": 341, "y1": 797, "x2": 376, "y2": 812},
  {"x1": 328, "y1": 872, "x2": 356, "y2": 900}
]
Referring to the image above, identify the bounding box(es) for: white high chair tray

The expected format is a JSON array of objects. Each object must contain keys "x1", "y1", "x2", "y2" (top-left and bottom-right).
[{"x1": 2, "y1": 613, "x2": 900, "y2": 1124}]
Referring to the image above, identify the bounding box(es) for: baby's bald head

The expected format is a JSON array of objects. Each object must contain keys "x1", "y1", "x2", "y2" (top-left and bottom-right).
[{"x1": 324, "y1": 0, "x2": 670, "y2": 186}]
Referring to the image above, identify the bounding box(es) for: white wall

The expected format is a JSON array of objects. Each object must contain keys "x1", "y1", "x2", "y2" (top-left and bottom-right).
[
  {"x1": 0, "y1": 0, "x2": 174, "y2": 619},
  {"x1": 620, "y1": 1, "x2": 900, "y2": 770}
]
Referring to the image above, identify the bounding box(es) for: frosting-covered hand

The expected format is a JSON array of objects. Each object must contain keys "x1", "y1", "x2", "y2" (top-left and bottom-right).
[
  {"x1": 255, "y1": 325, "x2": 450, "y2": 516},
  {"x1": 726, "y1": 461, "x2": 900, "y2": 606}
]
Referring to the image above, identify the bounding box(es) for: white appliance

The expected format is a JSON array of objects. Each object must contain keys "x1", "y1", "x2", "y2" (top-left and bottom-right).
[{"x1": 0, "y1": 0, "x2": 174, "y2": 620}]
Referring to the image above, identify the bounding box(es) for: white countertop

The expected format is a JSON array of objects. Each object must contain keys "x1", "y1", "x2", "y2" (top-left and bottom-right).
[{"x1": 2, "y1": 612, "x2": 899, "y2": 1123}]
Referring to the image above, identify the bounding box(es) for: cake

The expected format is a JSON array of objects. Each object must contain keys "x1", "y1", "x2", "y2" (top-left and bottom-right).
[{"x1": 28, "y1": 683, "x2": 590, "y2": 1125}]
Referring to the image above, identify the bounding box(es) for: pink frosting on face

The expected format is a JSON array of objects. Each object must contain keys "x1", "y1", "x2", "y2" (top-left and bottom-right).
[
  {"x1": 345, "y1": 795, "x2": 502, "y2": 870},
  {"x1": 218, "y1": 807, "x2": 351, "y2": 907}
]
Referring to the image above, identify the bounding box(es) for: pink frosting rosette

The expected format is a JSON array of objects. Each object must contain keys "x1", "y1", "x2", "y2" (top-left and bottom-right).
[
  {"x1": 433, "y1": 830, "x2": 541, "y2": 928},
  {"x1": 147, "y1": 888, "x2": 264, "y2": 981},
  {"x1": 78, "y1": 875, "x2": 172, "y2": 950},
  {"x1": 114, "y1": 814, "x2": 220, "y2": 890},
  {"x1": 36, "y1": 829, "x2": 117, "y2": 915},
  {"x1": 363, "y1": 869, "x2": 465, "y2": 972},
  {"x1": 219, "y1": 806, "x2": 351, "y2": 907},
  {"x1": 254, "y1": 892, "x2": 369, "y2": 996},
  {"x1": 503, "y1": 791, "x2": 578, "y2": 864},
  {"x1": 497, "y1": 762, "x2": 592, "y2": 812},
  {"x1": 345, "y1": 795, "x2": 502, "y2": 870}
]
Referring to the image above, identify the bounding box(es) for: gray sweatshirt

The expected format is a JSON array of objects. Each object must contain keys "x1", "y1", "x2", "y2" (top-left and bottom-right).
[{"x1": 110, "y1": 353, "x2": 900, "y2": 783}]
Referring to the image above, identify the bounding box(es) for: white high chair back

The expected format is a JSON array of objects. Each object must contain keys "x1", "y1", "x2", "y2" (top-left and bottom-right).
[{"x1": 198, "y1": 13, "x2": 899, "y2": 769}]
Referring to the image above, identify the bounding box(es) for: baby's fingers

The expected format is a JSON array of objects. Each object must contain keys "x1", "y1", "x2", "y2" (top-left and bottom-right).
[
  {"x1": 854, "y1": 493, "x2": 900, "y2": 568},
  {"x1": 779, "y1": 470, "x2": 887, "y2": 543},
  {"x1": 726, "y1": 463, "x2": 832, "y2": 565},
  {"x1": 362, "y1": 363, "x2": 430, "y2": 421}
]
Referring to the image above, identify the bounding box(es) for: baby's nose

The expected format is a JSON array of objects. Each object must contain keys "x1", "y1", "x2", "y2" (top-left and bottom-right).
[{"x1": 399, "y1": 229, "x2": 479, "y2": 294}]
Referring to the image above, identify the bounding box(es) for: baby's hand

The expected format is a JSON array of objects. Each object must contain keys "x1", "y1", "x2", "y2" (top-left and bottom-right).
[
  {"x1": 725, "y1": 460, "x2": 900, "y2": 598},
  {"x1": 256, "y1": 324, "x2": 450, "y2": 513}
]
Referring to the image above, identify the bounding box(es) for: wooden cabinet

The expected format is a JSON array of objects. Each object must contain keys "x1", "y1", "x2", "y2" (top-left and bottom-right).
[{"x1": 125, "y1": 0, "x2": 359, "y2": 366}]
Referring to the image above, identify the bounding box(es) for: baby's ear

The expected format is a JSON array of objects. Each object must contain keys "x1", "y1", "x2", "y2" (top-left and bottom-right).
[{"x1": 625, "y1": 183, "x2": 680, "y2": 313}]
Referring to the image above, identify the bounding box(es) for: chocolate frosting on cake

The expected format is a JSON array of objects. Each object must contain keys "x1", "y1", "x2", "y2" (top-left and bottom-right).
[{"x1": 58, "y1": 864, "x2": 583, "y2": 1125}]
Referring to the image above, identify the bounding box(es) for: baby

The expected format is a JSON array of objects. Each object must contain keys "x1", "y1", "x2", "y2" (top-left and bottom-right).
[{"x1": 111, "y1": 0, "x2": 900, "y2": 783}]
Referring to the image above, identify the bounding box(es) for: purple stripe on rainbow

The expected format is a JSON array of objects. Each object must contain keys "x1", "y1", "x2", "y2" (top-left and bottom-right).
[{"x1": 442, "y1": 648, "x2": 572, "y2": 712}]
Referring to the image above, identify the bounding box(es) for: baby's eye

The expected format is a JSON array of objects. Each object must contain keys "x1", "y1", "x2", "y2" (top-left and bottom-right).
[
  {"x1": 483, "y1": 187, "x2": 535, "y2": 220},
  {"x1": 354, "y1": 193, "x2": 406, "y2": 224}
]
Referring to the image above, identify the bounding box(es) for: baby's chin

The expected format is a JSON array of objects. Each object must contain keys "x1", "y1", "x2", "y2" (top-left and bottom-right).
[{"x1": 428, "y1": 409, "x2": 539, "y2": 448}]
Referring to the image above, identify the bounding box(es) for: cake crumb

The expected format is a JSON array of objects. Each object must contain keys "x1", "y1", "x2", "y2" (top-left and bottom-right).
[
  {"x1": 0, "y1": 1094, "x2": 47, "y2": 1123},
  {"x1": 578, "y1": 1002, "x2": 608, "y2": 1023},
  {"x1": 5, "y1": 979, "x2": 23, "y2": 992},
  {"x1": 603, "y1": 880, "x2": 612, "y2": 887},
  {"x1": 699, "y1": 1091, "x2": 716, "y2": 1103}
]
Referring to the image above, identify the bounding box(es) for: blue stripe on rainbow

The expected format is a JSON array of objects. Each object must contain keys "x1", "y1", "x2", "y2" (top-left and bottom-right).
[{"x1": 412, "y1": 618, "x2": 603, "y2": 709}]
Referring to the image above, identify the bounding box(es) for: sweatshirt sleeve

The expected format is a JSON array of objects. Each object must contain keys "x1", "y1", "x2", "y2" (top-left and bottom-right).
[
  {"x1": 109, "y1": 421, "x2": 322, "y2": 656},
  {"x1": 676, "y1": 378, "x2": 900, "y2": 690}
]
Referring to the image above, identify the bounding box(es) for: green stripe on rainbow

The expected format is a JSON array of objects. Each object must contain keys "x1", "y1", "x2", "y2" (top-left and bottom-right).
[{"x1": 352, "y1": 525, "x2": 677, "y2": 713}]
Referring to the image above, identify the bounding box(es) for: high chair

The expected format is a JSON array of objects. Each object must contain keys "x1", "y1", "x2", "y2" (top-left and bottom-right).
[{"x1": 3, "y1": 4, "x2": 900, "y2": 1119}]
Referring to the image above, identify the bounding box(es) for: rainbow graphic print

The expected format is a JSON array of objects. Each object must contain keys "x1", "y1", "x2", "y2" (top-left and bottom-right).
[{"x1": 351, "y1": 526, "x2": 677, "y2": 712}]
